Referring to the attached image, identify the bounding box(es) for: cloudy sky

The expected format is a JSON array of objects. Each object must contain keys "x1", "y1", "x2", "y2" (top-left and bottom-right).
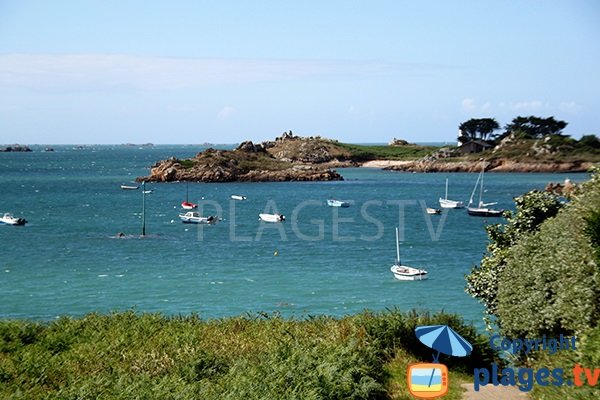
[{"x1": 1, "y1": 1, "x2": 599, "y2": 144}]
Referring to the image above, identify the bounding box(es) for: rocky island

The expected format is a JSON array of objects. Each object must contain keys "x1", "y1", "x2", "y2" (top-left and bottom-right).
[
  {"x1": 137, "y1": 132, "x2": 353, "y2": 183},
  {"x1": 381, "y1": 132, "x2": 598, "y2": 173},
  {"x1": 0, "y1": 144, "x2": 32, "y2": 152},
  {"x1": 137, "y1": 123, "x2": 599, "y2": 182}
]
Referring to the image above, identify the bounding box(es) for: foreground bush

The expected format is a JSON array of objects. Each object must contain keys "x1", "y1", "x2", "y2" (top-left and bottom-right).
[
  {"x1": 0, "y1": 309, "x2": 496, "y2": 399},
  {"x1": 496, "y1": 167, "x2": 600, "y2": 339}
]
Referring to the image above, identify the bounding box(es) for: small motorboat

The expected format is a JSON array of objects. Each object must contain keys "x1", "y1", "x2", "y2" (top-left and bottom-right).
[
  {"x1": 426, "y1": 207, "x2": 441, "y2": 215},
  {"x1": 121, "y1": 185, "x2": 139, "y2": 190},
  {"x1": 179, "y1": 211, "x2": 216, "y2": 224},
  {"x1": 231, "y1": 195, "x2": 247, "y2": 201},
  {"x1": 326, "y1": 199, "x2": 350, "y2": 208},
  {"x1": 259, "y1": 213, "x2": 285, "y2": 222},
  {"x1": 0, "y1": 213, "x2": 27, "y2": 226}
]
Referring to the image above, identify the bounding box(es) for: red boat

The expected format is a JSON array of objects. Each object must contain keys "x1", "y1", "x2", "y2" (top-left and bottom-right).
[
  {"x1": 181, "y1": 183, "x2": 197, "y2": 209},
  {"x1": 181, "y1": 201, "x2": 197, "y2": 210}
]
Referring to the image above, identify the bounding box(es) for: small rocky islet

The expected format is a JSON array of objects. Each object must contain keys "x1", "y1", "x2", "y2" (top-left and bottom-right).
[
  {"x1": 136, "y1": 132, "x2": 349, "y2": 183},
  {"x1": 135, "y1": 131, "x2": 598, "y2": 183}
]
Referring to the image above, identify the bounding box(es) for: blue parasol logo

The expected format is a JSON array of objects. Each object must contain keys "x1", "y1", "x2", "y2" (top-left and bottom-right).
[{"x1": 407, "y1": 325, "x2": 473, "y2": 398}]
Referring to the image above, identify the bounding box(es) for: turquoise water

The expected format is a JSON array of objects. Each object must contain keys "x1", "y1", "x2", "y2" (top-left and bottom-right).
[{"x1": 0, "y1": 146, "x2": 588, "y2": 328}]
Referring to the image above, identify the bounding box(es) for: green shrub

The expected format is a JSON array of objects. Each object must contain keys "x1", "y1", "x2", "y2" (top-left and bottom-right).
[
  {"x1": 494, "y1": 167, "x2": 600, "y2": 339},
  {"x1": 465, "y1": 190, "x2": 564, "y2": 320}
]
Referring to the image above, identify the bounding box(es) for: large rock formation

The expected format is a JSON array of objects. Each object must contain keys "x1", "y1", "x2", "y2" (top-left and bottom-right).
[{"x1": 137, "y1": 138, "x2": 343, "y2": 183}]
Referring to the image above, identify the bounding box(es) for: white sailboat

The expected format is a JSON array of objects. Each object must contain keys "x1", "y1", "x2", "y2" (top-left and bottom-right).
[
  {"x1": 438, "y1": 178, "x2": 464, "y2": 209},
  {"x1": 467, "y1": 164, "x2": 503, "y2": 217},
  {"x1": 390, "y1": 227, "x2": 428, "y2": 281}
]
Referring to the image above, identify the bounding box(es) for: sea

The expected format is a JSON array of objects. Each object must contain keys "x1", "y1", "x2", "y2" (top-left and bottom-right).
[{"x1": 0, "y1": 145, "x2": 589, "y2": 329}]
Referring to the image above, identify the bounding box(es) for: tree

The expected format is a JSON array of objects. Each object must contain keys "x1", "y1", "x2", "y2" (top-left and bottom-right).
[
  {"x1": 458, "y1": 118, "x2": 500, "y2": 142},
  {"x1": 503, "y1": 116, "x2": 568, "y2": 139}
]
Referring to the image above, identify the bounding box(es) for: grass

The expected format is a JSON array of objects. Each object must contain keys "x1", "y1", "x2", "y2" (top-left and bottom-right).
[
  {"x1": 0, "y1": 309, "x2": 498, "y2": 399},
  {"x1": 336, "y1": 143, "x2": 438, "y2": 162}
]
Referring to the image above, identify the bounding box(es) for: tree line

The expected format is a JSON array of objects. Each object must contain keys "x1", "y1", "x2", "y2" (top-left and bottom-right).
[{"x1": 458, "y1": 115, "x2": 599, "y2": 148}]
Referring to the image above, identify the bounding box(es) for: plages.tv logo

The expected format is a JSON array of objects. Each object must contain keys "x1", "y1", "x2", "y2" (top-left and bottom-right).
[{"x1": 407, "y1": 325, "x2": 473, "y2": 399}]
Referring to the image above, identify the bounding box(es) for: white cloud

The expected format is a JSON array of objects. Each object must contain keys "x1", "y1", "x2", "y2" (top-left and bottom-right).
[
  {"x1": 510, "y1": 100, "x2": 543, "y2": 111},
  {"x1": 558, "y1": 101, "x2": 581, "y2": 113},
  {"x1": 0, "y1": 53, "x2": 426, "y2": 92},
  {"x1": 461, "y1": 98, "x2": 477, "y2": 112},
  {"x1": 217, "y1": 106, "x2": 236, "y2": 120}
]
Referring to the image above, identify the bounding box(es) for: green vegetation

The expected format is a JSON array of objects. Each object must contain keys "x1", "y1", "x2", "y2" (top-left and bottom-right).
[
  {"x1": 178, "y1": 159, "x2": 196, "y2": 169},
  {"x1": 336, "y1": 143, "x2": 437, "y2": 162},
  {"x1": 455, "y1": 115, "x2": 600, "y2": 163},
  {"x1": 0, "y1": 309, "x2": 498, "y2": 399},
  {"x1": 502, "y1": 115, "x2": 568, "y2": 140},
  {"x1": 521, "y1": 324, "x2": 600, "y2": 400},
  {"x1": 466, "y1": 166, "x2": 600, "y2": 399},
  {"x1": 496, "y1": 195, "x2": 599, "y2": 338},
  {"x1": 465, "y1": 190, "x2": 565, "y2": 319},
  {"x1": 458, "y1": 118, "x2": 500, "y2": 142}
]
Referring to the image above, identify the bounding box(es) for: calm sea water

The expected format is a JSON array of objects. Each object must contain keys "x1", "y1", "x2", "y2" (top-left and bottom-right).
[{"x1": 0, "y1": 145, "x2": 588, "y2": 329}]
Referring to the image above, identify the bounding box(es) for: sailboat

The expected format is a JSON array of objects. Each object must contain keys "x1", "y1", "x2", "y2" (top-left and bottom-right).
[
  {"x1": 467, "y1": 164, "x2": 503, "y2": 217},
  {"x1": 438, "y1": 178, "x2": 464, "y2": 209},
  {"x1": 390, "y1": 227, "x2": 428, "y2": 281},
  {"x1": 181, "y1": 182, "x2": 197, "y2": 210}
]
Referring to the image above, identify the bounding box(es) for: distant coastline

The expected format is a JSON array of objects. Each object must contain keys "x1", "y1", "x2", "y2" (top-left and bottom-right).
[
  {"x1": 363, "y1": 159, "x2": 594, "y2": 173},
  {"x1": 135, "y1": 132, "x2": 598, "y2": 183}
]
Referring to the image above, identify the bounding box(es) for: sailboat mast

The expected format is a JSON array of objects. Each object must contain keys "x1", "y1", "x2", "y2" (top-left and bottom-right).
[
  {"x1": 468, "y1": 171, "x2": 481, "y2": 207},
  {"x1": 445, "y1": 178, "x2": 449, "y2": 200},
  {"x1": 395, "y1": 227, "x2": 401, "y2": 264},
  {"x1": 141, "y1": 181, "x2": 146, "y2": 236},
  {"x1": 478, "y1": 164, "x2": 485, "y2": 206}
]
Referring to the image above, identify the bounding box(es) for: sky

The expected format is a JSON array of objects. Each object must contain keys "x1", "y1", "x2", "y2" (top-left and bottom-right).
[{"x1": 0, "y1": 1, "x2": 599, "y2": 144}]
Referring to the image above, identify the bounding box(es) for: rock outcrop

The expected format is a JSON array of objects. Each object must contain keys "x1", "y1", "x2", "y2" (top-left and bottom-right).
[
  {"x1": 0, "y1": 145, "x2": 32, "y2": 152},
  {"x1": 137, "y1": 138, "x2": 343, "y2": 183},
  {"x1": 383, "y1": 158, "x2": 593, "y2": 173}
]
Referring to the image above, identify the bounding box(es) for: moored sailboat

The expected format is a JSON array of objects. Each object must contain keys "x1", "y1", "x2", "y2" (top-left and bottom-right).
[
  {"x1": 467, "y1": 164, "x2": 503, "y2": 217},
  {"x1": 438, "y1": 178, "x2": 464, "y2": 209},
  {"x1": 390, "y1": 227, "x2": 428, "y2": 281},
  {"x1": 181, "y1": 183, "x2": 197, "y2": 209}
]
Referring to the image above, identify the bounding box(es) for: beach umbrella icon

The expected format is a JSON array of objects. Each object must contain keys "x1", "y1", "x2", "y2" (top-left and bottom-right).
[
  {"x1": 414, "y1": 325, "x2": 473, "y2": 389},
  {"x1": 415, "y1": 324, "x2": 473, "y2": 363}
]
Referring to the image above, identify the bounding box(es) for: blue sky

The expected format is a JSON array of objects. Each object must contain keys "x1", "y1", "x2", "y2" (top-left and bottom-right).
[{"x1": 1, "y1": 1, "x2": 599, "y2": 144}]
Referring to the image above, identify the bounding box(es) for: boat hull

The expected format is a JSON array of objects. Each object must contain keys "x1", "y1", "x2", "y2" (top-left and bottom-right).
[
  {"x1": 467, "y1": 207, "x2": 503, "y2": 217},
  {"x1": 0, "y1": 217, "x2": 27, "y2": 226},
  {"x1": 438, "y1": 198, "x2": 464, "y2": 209},
  {"x1": 390, "y1": 265, "x2": 428, "y2": 281},
  {"x1": 259, "y1": 213, "x2": 285, "y2": 222},
  {"x1": 181, "y1": 201, "x2": 197, "y2": 210},
  {"x1": 179, "y1": 212, "x2": 216, "y2": 224},
  {"x1": 327, "y1": 200, "x2": 350, "y2": 207},
  {"x1": 231, "y1": 195, "x2": 247, "y2": 201}
]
